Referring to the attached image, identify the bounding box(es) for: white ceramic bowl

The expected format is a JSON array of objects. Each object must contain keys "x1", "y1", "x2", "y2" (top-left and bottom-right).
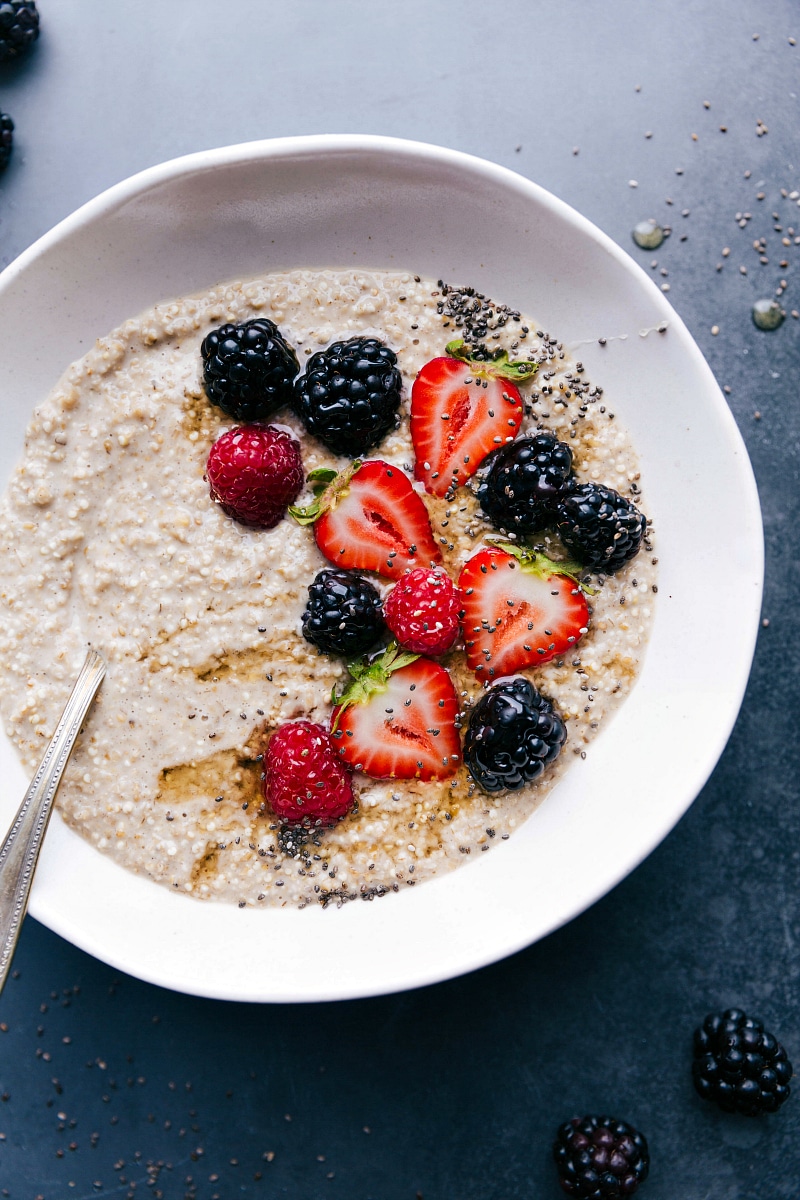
[{"x1": 0, "y1": 135, "x2": 763, "y2": 1002}]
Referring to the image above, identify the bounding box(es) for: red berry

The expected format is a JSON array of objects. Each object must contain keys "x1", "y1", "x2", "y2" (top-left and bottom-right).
[
  {"x1": 410, "y1": 340, "x2": 535, "y2": 498},
  {"x1": 383, "y1": 567, "x2": 461, "y2": 656},
  {"x1": 291, "y1": 458, "x2": 440, "y2": 579},
  {"x1": 206, "y1": 423, "x2": 303, "y2": 528},
  {"x1": 263, "y1": 721, "x2": 354, "y2": 825},
  {"x1": 331, "y1": 646, "x2": 461, "y2": 782},
  {"x1": 459, "y1": 544, "x2": 589, "y2": 680}
]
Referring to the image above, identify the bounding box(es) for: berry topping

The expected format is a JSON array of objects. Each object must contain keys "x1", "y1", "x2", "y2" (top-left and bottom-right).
[
  {"x1": 475, "y1": 432, "x2": 574, "y2": 534},
  {"x1": 293, "y1": 336, "x2": 402, "y2": 457},
  {"x1": 463, "y1": 676, "x2": 566, "y2": 793},
  {"x1": 301, "y1": 568, "x2": 384, "y2": 658},
  {"x1": 410, "y1": 339, "x2": 535, "y2": 498},
  {"x1": 0, "y1": 0, "x2": 39, "y2": 62},
  {"x1": 383, "y1": 566, "x2": 461, "y2": 656},
  {"x1": 458, "y1": 543, "x2": 589, "y2": 680},
  {"x1": 0, "y1": 111, "x2": 14, "y2": 173},
  {"x1": 553, "y1": 1114, "x2": 650, "y2": 1199},
  {"x1": 262, "y1": 721, "x2": 354, "y2": 826},
  {"x1": 331, "y1": 643, "x2": 460, "y2": 781},
  {"x1": 201, "y1": 318, "x2": 299, "y2": 422},
  {"x1": 692, "y1": 1008, "x2": 793, "y2": 1115},
  {"x1": 555, "y1": 482, "x2": 647, "y2": 575},
  {"x1": 206, "y1": 424, "x2": 304, "y2": 529},
  {"x1": 290, "y1": 459, "x2": 441, "y2": 579}
]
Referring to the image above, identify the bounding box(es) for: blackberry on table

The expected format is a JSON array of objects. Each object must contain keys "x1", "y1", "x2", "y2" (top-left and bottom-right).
[
  {"x1": 555, "y1": 481, "x2": 646, "y2": 574},
  {"x1": 292, "y1": 336, "x2": 402, "y2": 457},
  {"x1": 692, "y1": 1008, "x2": 793, "y2": 1115},
  {"x1": 463, "y1": 676, "x2": 566, "y2": 793},
  {"x1": 0, "y1": 0, "x2": 39, "y2": 62},
  {"x1": 201, "y1": 318, "x2": 299, "y2": 422},
  {"x1": 475, "y1": 431, "x2": 574, "y2": 533},
  {"x1": 301, "y1": 568, "x2": 384, "y2": 658},
  {"x1": 553, "y1": 1115, "x2": 649, "y2": 1199},
  {"x1": 0, "y1": 111, "x2": 13, "y2": 172}
]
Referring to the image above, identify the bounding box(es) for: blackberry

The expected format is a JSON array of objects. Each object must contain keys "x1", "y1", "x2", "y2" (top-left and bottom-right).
[
  {"x1": 0, "y1": 0, "x2": 39, "y2": 62},
  {"x1": 692, "y1": 1008, "x2": 793, "y2": 1115},
  {"x1": 0, "y1": 111, "x2": 12, "y2": 173},
  {"x1": 553, "y1": 1115, "x2": 649, "y2": 1199},
  {"x1": 293, "y1": 336, "x2": 402, "y2": 457},
  {"x1": 475, "y1": 432, "x2": 574, "y2": 533},
  {"x1": 555, "y1": 482, "x2": 646, "y2": 574},
  {"x1": 302, "y1": 568, "x2": 384, "y2": 658},
  {"x1": 463, "y1": 676, "x2": 566, "y2": 793},
  {"x1": 201, "y1": 318, "x2": 299, "y2": 422}
]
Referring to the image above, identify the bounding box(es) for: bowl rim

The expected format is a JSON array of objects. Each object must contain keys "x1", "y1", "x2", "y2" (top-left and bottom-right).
[{"x1": 0, "y1": 134, "x2": 764, "y2": 1002}]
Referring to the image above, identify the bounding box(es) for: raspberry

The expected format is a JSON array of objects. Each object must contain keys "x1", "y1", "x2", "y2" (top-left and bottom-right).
[
  {"x1": 262, "y1": 721, "x2": 353, "y2": 825},
  {"x1": 383, "y1": 566, "x2": 461, "y2": 656},
  {"x1": 0, "y1": 1, "x2": 39, "y2": 62},
  {"x1": 692, "y1": 1008, "x2": 793, "y2": 1115},
  {"x1": 553, "y1": 1115, "x2": 649, "y2": 1199},
  {"x1": 206, "y1": 424, "x2": 303, "y2": 529}
]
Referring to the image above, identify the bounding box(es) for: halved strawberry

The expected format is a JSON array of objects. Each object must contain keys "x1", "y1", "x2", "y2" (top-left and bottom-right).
[
  {"x1": 330, "y1": 643, "x2": 460, "y2": 781},
  {"x1": 459, "y1": 543, "x2": 589, "y2": 680},
  {"x1": 290, "y1": 459, "x2": 441, "y2": 579},
  {"x1": 411, "y1": 339, "x2": 536, "y2": 498}
]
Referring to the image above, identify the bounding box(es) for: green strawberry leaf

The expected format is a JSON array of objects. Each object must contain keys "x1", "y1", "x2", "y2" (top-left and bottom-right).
[
  {"x1": 486, "y1": 538, "x2": 594, "y2": 590},
  {"x1": 289, "y1": 461, "x2": 362, "y2": 526},
  {"x1": 330, "y1": 642, "x2": 420, "y2": 731},
  {"x1": 445, "y1": 338, "x2": 538, "y2": 382},
  {"x1": 307, "y1": 467, "x2": 339, "y2": 490}
]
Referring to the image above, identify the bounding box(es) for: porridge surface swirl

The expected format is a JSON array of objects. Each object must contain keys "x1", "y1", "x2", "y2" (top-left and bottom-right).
[{"x1": 0, "y1": 269, "x2": 656, "y2": 907}]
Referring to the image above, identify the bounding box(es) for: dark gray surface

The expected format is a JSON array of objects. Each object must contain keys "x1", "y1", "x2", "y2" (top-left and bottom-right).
[{"x1": 0, "y1": 2, "x2": 798, "y2": 1197}]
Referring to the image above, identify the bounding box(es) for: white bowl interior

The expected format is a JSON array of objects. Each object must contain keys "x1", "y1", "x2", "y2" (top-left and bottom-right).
[{"x1": 0, "y1": 136, "x2": 763, "y2": 1001}]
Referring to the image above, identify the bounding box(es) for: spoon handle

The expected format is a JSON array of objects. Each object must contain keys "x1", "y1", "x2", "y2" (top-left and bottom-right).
[{"x1": 0, "y1": 648, "x2": 106, "y2": 994}]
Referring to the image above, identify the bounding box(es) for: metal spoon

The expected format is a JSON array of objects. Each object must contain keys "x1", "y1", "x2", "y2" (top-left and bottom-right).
[{"x1": 0, "y1": 648, "x2": 106, "y2": 994}]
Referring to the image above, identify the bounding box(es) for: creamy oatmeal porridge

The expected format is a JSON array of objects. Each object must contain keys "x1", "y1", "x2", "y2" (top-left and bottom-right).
[{"x1": 0, "y1": 269, "x2": 655, "y2": 907}]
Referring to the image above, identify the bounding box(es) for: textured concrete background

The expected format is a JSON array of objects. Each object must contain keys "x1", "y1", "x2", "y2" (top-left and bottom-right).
[{"x1": 0, "y1": 1, "x2": 798, "y2": 1196}]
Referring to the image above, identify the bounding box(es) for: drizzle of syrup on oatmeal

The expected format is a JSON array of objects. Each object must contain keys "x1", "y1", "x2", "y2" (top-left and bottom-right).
[
  {"x1": 180, "y1": 393, "x2": 221, "y2": 443},
  {"x1": 156, "y1": 743, "x2": 265, "y2": 881},
  {"x1": 193, "y1": 648, "x2": 273, "y2": 684},
  {"x1": 155, "y1": 746, "x2": 263, "y2": 806}
]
